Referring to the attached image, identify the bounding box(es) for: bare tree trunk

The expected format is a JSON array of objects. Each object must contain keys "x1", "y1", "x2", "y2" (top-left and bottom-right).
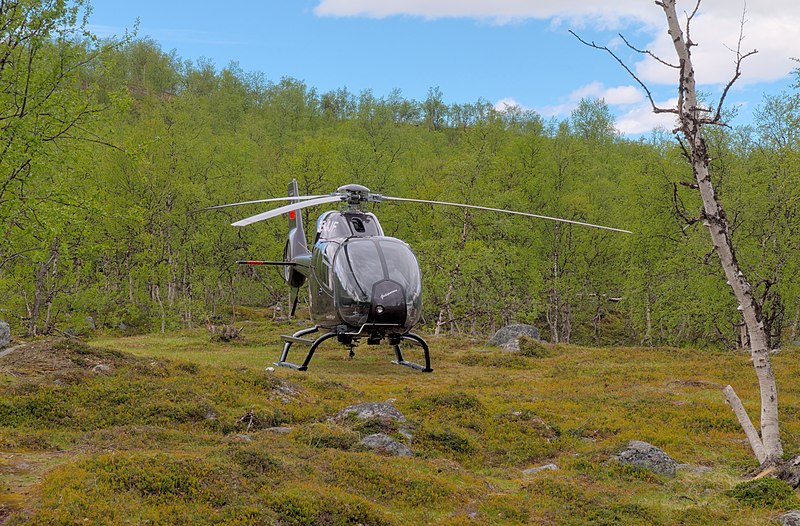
[
  {"x1": 153, "y1": 284, "x2": 166, "y2": 334},
  {"x1": 659, "y1": 0, "x2": 782, "y2": 462},
  {"x1": 547, "y1": 228, "x2": 561, "y2": 344},
  {"x1": 724, "y1": 385, "x2": 767, "y2": 464}
]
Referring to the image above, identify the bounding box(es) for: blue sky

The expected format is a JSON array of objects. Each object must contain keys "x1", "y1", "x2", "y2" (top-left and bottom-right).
[{"x1": 87, "y1": 0, "x2": 799, "y2": 135}]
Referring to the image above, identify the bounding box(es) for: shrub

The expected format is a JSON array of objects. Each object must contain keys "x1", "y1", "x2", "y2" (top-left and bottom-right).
[
  {"x1": 726, "y1": 478, "x2": 798, "y2": 508},
  {"x1": 292, "y1": 423, "x2": 360, "y2": 451},
  {"x1": 517, "y1": 336, "x2": 551, "y2": 358},
  {"x1": 422, "y1": 428, "x2": 475, "y2": 455},
  {"x1": 265, "y1": 485, "x2": 394, "y2": 526}
]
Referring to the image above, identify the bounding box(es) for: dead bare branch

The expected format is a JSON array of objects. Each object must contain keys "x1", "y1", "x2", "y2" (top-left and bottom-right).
[
  {"x1": 684, "y1": 0, "x2": 701, "y2": 49},
  {"x1": 618, "y1": 33, "x2": 679, "y2": 69},
  {"x1": 569, "y1": 30, "x2": 678, "y2": 115},
  {"x1": 713, "y1": 4, "x2": 758, "y2": 123}
]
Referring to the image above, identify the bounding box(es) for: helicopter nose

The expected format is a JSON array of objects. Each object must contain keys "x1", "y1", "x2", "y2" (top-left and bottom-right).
[{"x1": 369, "y1": 280, "x2": 406, "y2": 326}]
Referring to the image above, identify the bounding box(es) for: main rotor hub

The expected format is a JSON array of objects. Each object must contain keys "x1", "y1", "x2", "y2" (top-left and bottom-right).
[
  {"x1": 337, "y1": 183, "x2": 370, "y2": 194},
  {"x1": 336, "y1": 183, "x2": 382, "y2": 209}
]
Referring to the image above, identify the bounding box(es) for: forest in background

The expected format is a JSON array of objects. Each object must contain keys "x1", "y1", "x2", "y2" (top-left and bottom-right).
[{"x1": 3, "y1": 1, "x2": 800, "y2": 349}]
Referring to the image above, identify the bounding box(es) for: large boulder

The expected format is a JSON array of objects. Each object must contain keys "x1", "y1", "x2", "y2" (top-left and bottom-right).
[
  {"x1": 779, "y1": 510, "x2": 800, "y2": 526},
  {"x1": 616, "y1": 440, "x2": 679, "y2": 476},
  {"x1": 359, "y1": 433, "x2": 413, "y2": 457},
  {"x1": 488, "y1": 324, "x2": 541, "y2": 346},
  {"x1": 0, "y1": 320, "x2": 10, "y2": 349}
]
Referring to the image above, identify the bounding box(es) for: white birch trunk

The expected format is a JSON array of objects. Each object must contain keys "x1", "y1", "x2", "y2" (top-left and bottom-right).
[{"x1": 661, "y1": 0, "x2": 782, "y2": 462}]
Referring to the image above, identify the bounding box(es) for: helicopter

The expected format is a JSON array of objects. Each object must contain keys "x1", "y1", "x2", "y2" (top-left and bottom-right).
[{"x1": 210, "y1": 179, "x2": 631, "y2": 373}]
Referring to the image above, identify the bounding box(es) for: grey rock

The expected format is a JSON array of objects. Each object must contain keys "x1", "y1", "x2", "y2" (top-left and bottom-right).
[
  {"x1": 86, "y1": 316, "x2": 96, "y2": 330},
  {"x1": 0, "y1": 320, "x2": 10, "y2": 348},
  {"x1": 488, "y1": 324, "x2": 541, "y2": 346},
  {"x1": 91, "y1": 364, "x2": 113, "y2": 375},
  {"x1": 616, "y1": 440, "x2": 679, "y2": 476},
  {"x1": 230, "y1": 434, "x2": 252, "y2": 442},
  {"x1": 779, "y1": 510, "x2": 800, "y2": 526},
  {"x1": 501, "y1": 338, "x2": 520, "y2": 353},
  {"x1": 776, "y1": 455, "x2": 800, "y2": 489},
  {"x1": 335, "y1": 402, "x2": 406, "y2": 423},
  {"x1": 335, "y1": 401, "x2": 412, "y2": 439},
  {"x1": 118, "y1": 321, "x2": 127, "y2": 331},
  {"x1": 359, "y1": 433, "x2": 413, "y2": 457},
  {"x1": 522, "y1": 463, "x2": 558, "y2": 475}
]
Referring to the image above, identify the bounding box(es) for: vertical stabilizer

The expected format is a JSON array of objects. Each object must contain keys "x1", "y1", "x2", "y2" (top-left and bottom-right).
[
  {"x1": 287, "y1": 179, "x2": 311, "y2": 259},
  {"x1": 285, "y1": 179, "x2": 310, "y2": 317}
]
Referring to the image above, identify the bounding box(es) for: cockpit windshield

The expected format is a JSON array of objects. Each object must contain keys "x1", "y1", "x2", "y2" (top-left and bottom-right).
[{"x1": 332, "y1": 237, "x2": 422, "y2": 328}]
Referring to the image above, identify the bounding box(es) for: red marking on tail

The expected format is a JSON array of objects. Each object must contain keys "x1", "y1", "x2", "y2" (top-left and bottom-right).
[{"x1": 289, "y1": 210, "x2": 296, "y2": 220}]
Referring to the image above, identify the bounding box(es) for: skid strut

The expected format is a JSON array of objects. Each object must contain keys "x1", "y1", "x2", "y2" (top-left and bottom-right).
[
  {"x1": 391, "y1": 333, "x2": 433, "y2": 372},
  {"x1": 276, "y1": 326, "x2": 432, "y2": 372}
]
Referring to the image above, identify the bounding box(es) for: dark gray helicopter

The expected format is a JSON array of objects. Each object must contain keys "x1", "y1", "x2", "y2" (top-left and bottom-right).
[{"x1": 211, "y1": 180, "x2": 631, "y2": 372}]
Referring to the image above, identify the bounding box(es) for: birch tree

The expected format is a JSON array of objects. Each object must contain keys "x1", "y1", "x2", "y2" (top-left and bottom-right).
[{"x1": 574, "y1": 0, "x2": 783, "y2": 465}]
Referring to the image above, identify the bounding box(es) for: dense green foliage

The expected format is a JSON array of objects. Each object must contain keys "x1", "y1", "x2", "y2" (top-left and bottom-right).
[
  {"x1": 3, "y1": 329, "x2": 800, "y2": 523},
  {"x1": 2, "y1": 2, "x2": 800, "y2": 349}
]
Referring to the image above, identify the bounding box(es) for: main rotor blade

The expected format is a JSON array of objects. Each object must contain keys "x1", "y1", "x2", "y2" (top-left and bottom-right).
[
  {"x1": 232, "y1": 195, "x2": 342, "y2": 227},
  {"x1": 381, "y1": 196, "x2": 632, "y2": 234},
  {"x1": 207, "y1": 195, "x2": 327, "y2": 211}
]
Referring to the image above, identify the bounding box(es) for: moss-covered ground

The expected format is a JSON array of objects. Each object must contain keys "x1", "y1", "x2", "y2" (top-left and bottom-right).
[{"x1": 1, "y1": 320, "x2": 799, "y2": 524}]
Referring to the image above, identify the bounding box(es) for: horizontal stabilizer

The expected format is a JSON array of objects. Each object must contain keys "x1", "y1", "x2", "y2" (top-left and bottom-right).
[{"x1": 237, "y1": 260, "x2": 297, "y2": 266}]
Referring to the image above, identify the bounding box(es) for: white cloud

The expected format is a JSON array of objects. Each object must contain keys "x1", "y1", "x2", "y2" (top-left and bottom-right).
[
  {"x1": 633, "y1": 6, "x2": 800, "y2": 86},
  {"x1": 602, "y1": 85, "x2": 643, "y2": 105},
  {"x1": 313, "y1": 0, "x2": 662, "y2": 27},
  {"x1": 533, "y1": 82, "x2": 670, "y2": 134},
  {"x1": 494, "y1": 97, "x2": 531, "y2": 112},
  {"x1": 314, "y1": 0, "x2": 800, "y2": 86},
  {"x1": 538, "y1": 82, "x2": 645, "y2": 117},
  {"x1": 615, "y1": 98, "x2": 679, "y2": 135}
]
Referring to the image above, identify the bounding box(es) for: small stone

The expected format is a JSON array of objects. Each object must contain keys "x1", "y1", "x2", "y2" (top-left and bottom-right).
[
  {"x1": 92, "y1": 364, "x2": 113, "y2": 375},
  {"x1": 523, "y1": 464, "x2": 559, "y2": 475},
  {"x1": 230, "y1": 434, "x2": 252, "y2": 442},
  {"x1": 335, "y1": 402, "x2": 406, "y2": 423},
  {"x1": 118, "y1": 322, "x2": 127, "y2": 331},
  {"x1": 359, "y1": 433, "x2": 413, "y2": 457},
  {"x1": 86, "y1": 316, "x2": 96, "y2": 330},
  {"x1": 335, "y1": 401, "x2": 413, "y2": 438}
]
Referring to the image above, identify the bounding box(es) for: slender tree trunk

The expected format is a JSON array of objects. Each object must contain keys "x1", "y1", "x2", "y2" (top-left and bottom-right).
[{"x1": 661, "y1": 0, "x2": 782, "y2": 462}]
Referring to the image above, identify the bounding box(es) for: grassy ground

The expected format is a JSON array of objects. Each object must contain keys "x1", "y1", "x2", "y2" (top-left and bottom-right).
[{"x1": 1, "y1": 320, "x2": 799, "y2": 524}]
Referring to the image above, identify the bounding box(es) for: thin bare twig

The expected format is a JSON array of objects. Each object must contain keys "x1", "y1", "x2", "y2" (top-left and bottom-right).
[
  {"x1": 618, "y1": 33, "x2": 679, "y2": 69},
  {"x1": 569, "y1": 30, "x2": 677, "y2": 115},
  {"x1": 713, "y1": 3, "x2": 758, "y2": 123}
]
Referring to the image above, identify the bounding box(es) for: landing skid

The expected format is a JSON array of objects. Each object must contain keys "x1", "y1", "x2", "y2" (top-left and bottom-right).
[{"x1": 275, "y1": 326, "x2": 432, "y2": 372}]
